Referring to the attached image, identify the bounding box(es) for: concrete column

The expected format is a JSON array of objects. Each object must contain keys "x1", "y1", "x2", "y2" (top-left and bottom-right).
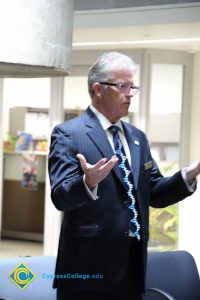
[
  {"x1": 179, "y1": 52, "x2": 200, "y2": 271},
  {"x1": 43, "y1": 77, "x2": 64, "y2": 256},
  {"x1": 139, "y1": 50, "x2": 151, "y2": 133},
  {"x1": 0, "y1": 80, "x2": 3, "y2": 237},
  {"x1": 0, "y1": 0, "x2": 74, "y2": 77}
]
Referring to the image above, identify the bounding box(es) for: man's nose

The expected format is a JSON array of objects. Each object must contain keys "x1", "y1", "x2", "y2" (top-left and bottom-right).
[{"x1": 126, "y1": 88, "x2": 134, "y2": 97}]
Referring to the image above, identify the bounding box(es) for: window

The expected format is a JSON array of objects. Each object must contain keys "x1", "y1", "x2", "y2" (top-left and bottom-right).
[{"x1": 148, "y1": 63, "x2": 184, "y2": 251}]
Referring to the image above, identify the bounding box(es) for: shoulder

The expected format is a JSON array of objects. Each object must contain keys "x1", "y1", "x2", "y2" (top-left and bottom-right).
[
  {"x1": 122, "y1": 121, "x2": 147, "y2": 139},
  {"x1": 52, "y1": 111, "x2": 87, "y2": 135},
  {"x1": 122, "y1": 121, "x2": 151, "y2": 152}
]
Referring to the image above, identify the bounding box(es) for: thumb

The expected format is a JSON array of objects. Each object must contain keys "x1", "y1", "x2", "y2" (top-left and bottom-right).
[{"x1": 76, "y1": 153, "x2": 87, "y2": 171}]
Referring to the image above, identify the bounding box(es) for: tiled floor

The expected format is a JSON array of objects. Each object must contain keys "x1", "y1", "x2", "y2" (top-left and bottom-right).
[{"x1": 0, "y1": 238, "x2": 43, "y2": 259}]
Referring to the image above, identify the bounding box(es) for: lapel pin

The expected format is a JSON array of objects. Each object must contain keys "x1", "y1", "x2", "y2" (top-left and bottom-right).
[{"x1": 134, "y1": 140, "x2": 140, "y2": 145}]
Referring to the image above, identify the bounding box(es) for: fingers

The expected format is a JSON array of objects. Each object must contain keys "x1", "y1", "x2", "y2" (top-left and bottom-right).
[
  {"x1": 99, "y1": 155, "x2": 118, "y2": 174},
  {"x1": 77, "y1": 154, "x2": 117, "y2": 173},
  {"x1": 186, "y1": 160, "x2": 200, "y2": 181},
  {"x1": 194, "y1": 160, "x2": 200, "y2": 176},
  {"x1": 76, "y1": 154, "x2": 108, "y2": 173},
  {"x1": 76, "y1": 154, "x2": 118, "y2": 188},
  {"x1": 93, "y1": 158, "x2": 108, "y2": 169}
]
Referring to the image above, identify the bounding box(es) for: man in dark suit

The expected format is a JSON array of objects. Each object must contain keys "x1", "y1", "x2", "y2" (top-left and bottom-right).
[{"x1": 48, "y1": 52, "x2": 200, "y2": 300}]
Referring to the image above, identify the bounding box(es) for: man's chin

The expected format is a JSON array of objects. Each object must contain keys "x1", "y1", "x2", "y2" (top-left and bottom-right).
[{"x1": 121, "y1": 110, "x2": 129, "y2": 118}]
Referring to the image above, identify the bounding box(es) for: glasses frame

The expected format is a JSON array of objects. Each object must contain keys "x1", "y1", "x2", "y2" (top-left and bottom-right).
[{"x1": 99, "y1": 82, "x2": 140, "y2": 95}]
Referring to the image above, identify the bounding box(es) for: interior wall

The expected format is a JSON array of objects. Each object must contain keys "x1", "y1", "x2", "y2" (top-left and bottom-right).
[
  {"x1": 149, "y1": 114, "x2": 180, "y2": 143},
  {"x1": 2, "y1": 78, "x2": 50, "y2": 139}
]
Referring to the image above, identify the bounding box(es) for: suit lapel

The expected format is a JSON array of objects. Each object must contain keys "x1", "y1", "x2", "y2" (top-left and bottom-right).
[
  {"x1": 123, "y1": 122, "x2": 140, "y2": 189},
  {"x1": 84, "y1": 108, "x2": 127, "y2": 188}
]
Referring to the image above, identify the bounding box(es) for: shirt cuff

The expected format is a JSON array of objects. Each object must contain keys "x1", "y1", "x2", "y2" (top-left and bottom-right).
[
  {"x1": 83, "y1": 175, "x2": 99, "y2": 200},
  {"x1": 181, "y1": 168, "x2": 197, "y2": 193}
]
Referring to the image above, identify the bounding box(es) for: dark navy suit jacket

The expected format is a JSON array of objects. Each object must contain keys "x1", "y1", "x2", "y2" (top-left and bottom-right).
[{"x1": 48, "y1": 107, "x2": 193, "y2": 292}]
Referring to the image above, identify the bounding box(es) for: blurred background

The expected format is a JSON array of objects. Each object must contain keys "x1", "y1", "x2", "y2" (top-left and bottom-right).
[{"x1": 0, "y1": 0, "x2": 200, "y2": 272}]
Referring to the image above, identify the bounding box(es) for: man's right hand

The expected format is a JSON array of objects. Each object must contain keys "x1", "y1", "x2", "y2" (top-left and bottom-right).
[{"x1": 76, "y1": 153, "x2": 118, "y2": 189}]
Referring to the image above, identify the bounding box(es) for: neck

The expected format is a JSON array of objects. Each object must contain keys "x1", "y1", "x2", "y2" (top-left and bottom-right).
[{"x1": 91, "y1": 103, "x2": 119, "y2": 124}]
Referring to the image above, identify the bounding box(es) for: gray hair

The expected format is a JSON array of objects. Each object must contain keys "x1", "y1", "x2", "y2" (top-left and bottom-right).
[{"x1": 88, "y1": 52, "x2": 137, "y2": 99}]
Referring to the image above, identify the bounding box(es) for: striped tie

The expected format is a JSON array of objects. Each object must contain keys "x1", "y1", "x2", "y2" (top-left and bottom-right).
[{"x1": 109, "y1": 125, "x2": 140, "y2": 240}]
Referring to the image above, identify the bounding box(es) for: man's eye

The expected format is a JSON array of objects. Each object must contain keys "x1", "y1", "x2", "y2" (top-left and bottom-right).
[{"x1": 117, "y1": 83, "x2": 123, "y2": 88}]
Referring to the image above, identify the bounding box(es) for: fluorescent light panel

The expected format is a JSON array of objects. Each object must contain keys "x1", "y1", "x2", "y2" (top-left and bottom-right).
[{"x1": 73, "y1": 37, "x2": 200, "y2": 47}]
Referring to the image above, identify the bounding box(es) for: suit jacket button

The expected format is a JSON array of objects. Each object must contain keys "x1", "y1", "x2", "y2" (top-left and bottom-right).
[
  {"x1": 124, "y1": 231, "x2": 129, "y2": 236},
  {"x1": 122, "y1": 201, "x2": 129, "y2": 208}
]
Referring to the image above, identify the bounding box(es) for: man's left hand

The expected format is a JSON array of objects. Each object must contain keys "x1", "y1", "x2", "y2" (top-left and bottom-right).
[{"x1": 186, "y1": 160, "x2": 200, "y2": 182}]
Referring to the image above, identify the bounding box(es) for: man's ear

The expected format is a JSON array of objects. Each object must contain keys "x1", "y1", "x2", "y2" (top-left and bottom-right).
[{"x1": 93, "y1": 82, "x2": 102, "y2": 96}]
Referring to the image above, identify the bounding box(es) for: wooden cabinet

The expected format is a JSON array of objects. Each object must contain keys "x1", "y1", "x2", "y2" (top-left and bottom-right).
[
  {"x1": 2, "y1": 151, "x2": 46, "y2": 242},
  {"x1": 2, "y1": 106, "x2": 83, "y2": 241}
]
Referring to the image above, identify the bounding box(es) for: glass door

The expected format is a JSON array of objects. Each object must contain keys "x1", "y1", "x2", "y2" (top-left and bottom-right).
[
  {"x1": 146, "y1": 50, "x2": 193, "y2": 251},
  {"x1": 148, "y1": 63, "x2": 183, "y2": 250}
]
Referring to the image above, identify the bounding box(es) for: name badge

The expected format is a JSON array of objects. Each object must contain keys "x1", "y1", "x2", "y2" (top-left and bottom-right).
[{"x1": 144, "y1": 161, "x2": 153, "y2": 170}]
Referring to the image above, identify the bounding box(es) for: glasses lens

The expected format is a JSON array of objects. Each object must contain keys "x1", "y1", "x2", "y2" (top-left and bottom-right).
[
  {"x1": 120, "y1": 85, "x2": 129, "y2": 94},
  {"x1": 119, "y1": 84, "x2": 139, "y2": 95},
  {"x1": 100, "y1": 82, "x2": 139, "y2": 95},
  {"x1": 118, "y1": 84, "x2": 131, "y2": 94},
  {"x1": 132, "y1": 87, "x2": 139, "y2": 95}
]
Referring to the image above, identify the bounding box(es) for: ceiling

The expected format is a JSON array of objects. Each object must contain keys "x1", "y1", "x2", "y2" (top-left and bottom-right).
[
  {"x1": 72, "y1": 3, "x2": 200, "y2": 52},
  {"x1": 74, "y1": 0, "x2": 200, "y2": 11}
]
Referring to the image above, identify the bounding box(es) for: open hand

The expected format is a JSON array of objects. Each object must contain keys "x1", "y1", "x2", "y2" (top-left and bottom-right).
[
  {"x1": 186, "y1": 160, "x2": 200, "y2": 182},
  {"x1": 76, "y1": 154, "x2": 118, "y2": 189}
]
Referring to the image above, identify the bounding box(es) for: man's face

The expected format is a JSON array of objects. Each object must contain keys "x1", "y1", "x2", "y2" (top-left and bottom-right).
[{"x1": 94, "y1": 68, "x2": 135, "y2": 123}]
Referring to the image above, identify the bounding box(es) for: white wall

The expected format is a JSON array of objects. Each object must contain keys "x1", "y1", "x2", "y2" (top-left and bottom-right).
[
  {"x1": 3, "y1": 78, "x2": 50, "y2": 138},
  {"x1": 149, "y1": 113, "x2": 180, "y2": 143},
  {"x1": 63, "y1": 76, "x2": 89, "y2": 110}
]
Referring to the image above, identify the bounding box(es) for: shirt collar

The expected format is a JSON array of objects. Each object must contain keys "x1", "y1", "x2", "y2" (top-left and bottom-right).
[{"x1": 89, "y1": 105, "x2": 124, "y2": 133}]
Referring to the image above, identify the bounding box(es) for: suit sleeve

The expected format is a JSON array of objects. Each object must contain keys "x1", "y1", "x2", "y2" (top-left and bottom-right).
[
  {"x1": 48, "y1": 124, "x2": 92, "y2": 211},
  {"x1": 141, "y1": 133, "x2": 195, "y2": 208},
  {"x1": 150, "y1": 161, "x2": 194, "y2": 208}
]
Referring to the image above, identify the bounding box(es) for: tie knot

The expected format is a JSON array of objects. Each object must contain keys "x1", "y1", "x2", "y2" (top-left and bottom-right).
[{"x1": 109, "y1": 125, "x2": 119, "y2": 135}]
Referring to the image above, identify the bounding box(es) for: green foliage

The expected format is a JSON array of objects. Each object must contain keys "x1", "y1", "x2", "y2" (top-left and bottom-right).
[
  {"x1": 158, "y1": 160, "x2": 179, "y2": 176},
  {"x1": 149, "y1": 205, "x2": 178, "y2": 250},
  {"x1": 148, "y1": 160, "x2": 179, "y2": 251},
  {"x1": 3, "y1": 133, "x2": 17, "y2": 152}
]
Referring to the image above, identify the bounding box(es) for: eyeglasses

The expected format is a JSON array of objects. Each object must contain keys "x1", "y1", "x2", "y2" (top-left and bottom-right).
[{"x1": 99, "y1": 82, "x2": 140, "y2": 95}]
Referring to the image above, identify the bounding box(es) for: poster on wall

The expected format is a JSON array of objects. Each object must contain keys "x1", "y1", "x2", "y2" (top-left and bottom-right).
[
  {"x1": 15, "y1": 131, "x2": 33, "y2": 152},
  {"x1": 22, "y1": 154, "x2": 38, "y2": 189}
]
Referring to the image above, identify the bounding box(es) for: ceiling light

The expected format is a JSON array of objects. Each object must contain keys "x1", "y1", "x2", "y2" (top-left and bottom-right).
[{"x1": 73, "y1": 37, "x2": 200, "y2": 47}]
